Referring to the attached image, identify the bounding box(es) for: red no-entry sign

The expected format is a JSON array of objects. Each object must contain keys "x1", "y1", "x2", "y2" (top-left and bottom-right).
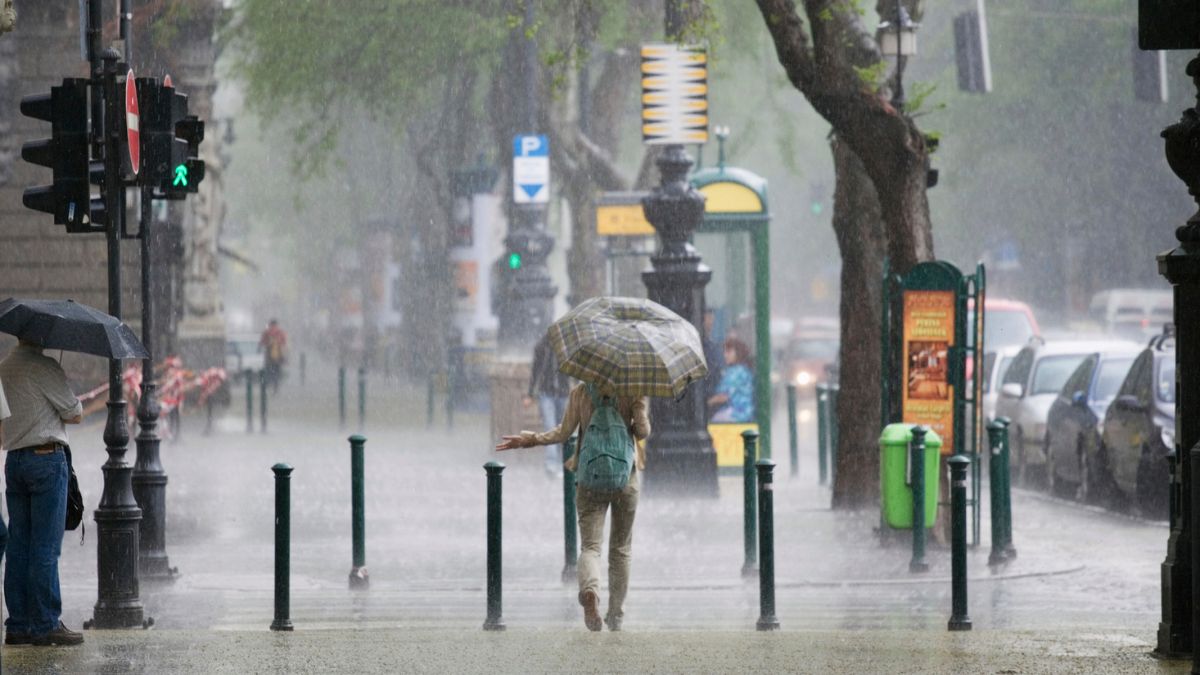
[{"x1": 125, "y1": 69, "x2": 139, "y2": 175}]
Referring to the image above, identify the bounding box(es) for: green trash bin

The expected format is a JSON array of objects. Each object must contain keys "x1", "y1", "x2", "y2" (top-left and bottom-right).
[{"x1": 880, "y1": 423, "x2": 942, "y2": 529}]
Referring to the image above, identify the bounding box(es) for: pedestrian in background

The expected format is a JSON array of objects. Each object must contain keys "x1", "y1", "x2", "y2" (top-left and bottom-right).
[
  {"x1": 0, "y1": 340, "x2": 83, "y2": 646},
  {"x1": 708, "y1": 336, "x2": 755, "y2": 423},
  {"x1": 497, "y1": 382, "x2": 650, "y2": 632},
  {"x1": 259, "y1": 319, "x2": 288, "y2": 394},
  {"x1": 526, "y1": 333, "x2": 571, "y2": 478}
]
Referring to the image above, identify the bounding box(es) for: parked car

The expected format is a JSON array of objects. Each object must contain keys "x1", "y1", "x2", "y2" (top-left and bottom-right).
[
  {"x1": 982, "y1": 298, "x2": 1041, "y2": 351},
  {"x1": 225, "y1": 334, "x2": 265, "y2": 381},
  {"x1": 1043, "y1": 345, "x2": 1141, "y2": 500},
  {"x1": 981, "y1": 345, "x2": 1022, "y2": 423},
  {"x1": 1095, "y1": 329, "x2": 1175, "y2": 518},
  {"x1": 996, "y1": 338, "x2": 1139, "y2": 485}
]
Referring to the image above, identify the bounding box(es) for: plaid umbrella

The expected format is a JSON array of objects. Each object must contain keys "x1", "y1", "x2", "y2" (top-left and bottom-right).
[{"x1": 548, "y1": 296, "x2": 708, "y2": 398}]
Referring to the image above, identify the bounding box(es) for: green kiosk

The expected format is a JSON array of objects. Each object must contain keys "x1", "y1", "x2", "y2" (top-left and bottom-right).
[{"x1": 691, "y1": 158, "x2": 772, "y2": 468}]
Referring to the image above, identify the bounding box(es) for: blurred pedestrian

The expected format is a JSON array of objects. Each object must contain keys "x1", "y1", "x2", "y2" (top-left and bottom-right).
[
  {"x1": 0, "y1": 340, "x2": 84, "y2": 646},
  {"x1": 708, "y1": 337, "x2": 754, "y2": 423},
  {"x1": 259, "y1": 319, "x2": 288, "y2": 394},
  {"x1": 496, "y1": 382, "x2": 650, "y2": 632},
  {"x1": 526, "y1": 333, "x2": 570, "y2": 478}
]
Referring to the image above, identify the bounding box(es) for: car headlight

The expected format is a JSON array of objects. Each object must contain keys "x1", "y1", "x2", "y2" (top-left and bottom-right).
[
  {"x1": 1162, "y1": 425, "x2": 1177, "y2": 451},
  {"x1": 795, "y1": 370, "x2": 813, "y2": 386}
]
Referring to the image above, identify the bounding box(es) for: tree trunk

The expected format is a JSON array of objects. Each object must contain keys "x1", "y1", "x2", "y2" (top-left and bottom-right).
[{"x1": 830, "y1": 137, "x2": 886, "y2": 509}]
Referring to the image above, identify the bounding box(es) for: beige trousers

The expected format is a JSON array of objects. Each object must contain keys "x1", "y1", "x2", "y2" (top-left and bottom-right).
[{"x1": 576, "y1": 468, "x2": 640, "y2": 623}]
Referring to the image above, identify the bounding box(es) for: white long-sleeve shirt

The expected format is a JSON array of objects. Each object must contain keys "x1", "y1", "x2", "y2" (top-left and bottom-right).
[{"x1": 0, "y1": 345, "x2": 82, "y2": 450}]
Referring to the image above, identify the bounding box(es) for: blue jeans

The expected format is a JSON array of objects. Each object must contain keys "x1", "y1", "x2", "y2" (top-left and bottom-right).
[
  {"x1": 5, "y1": 448, "x2": 67, "y2": 636},
  {"x1": 539, "y1": 394, "x2": 568, "y2": 474}
]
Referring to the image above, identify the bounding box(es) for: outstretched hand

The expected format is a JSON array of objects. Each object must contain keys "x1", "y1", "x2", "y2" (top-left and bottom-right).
[{"x1": 495, "y1": 435, "x2": 525, "y2": 451}]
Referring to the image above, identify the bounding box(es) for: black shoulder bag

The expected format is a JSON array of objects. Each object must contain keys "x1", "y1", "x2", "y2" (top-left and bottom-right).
[{"x1": 64, "y1": 447, "x2": 84, "y2": 539}]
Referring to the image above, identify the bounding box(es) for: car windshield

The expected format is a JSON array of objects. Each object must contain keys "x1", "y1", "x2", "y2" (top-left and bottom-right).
[
  {"x1": 985, "y1": 309, "x2": 1035, "y2": 350},
  {"x1": 1158, "y1": 359, "x2": 1176, "y2": 404},
  {"x1": 1031, "y1": 354, "x2": 1088, "y2": 395},
  {"x1": 1092, "y1": 357, "x2": 1133, "y2": 402},
  {"x1": 982, "y1": 354, "x2": 1014, "y2": 393},
  {"x1": 788, "y1": 338, "x2": 838, "y2": 361}
]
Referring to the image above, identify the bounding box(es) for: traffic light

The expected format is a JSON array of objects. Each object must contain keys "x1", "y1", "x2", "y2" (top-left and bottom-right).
[
  {"x1": 147, "y1": 82, "x2": 205, "y2": 199},
  {"x1": 508, "y1": 252, "x2": 522, "y2": 270},
  {"x1": 20, "y1": 78, "x2": 102, "y2": 232}
]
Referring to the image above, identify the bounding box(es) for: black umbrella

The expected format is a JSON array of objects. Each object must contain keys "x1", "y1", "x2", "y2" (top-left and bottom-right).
[{"x1": 0, "y1": 298, "x2": 149, "y2": 360}]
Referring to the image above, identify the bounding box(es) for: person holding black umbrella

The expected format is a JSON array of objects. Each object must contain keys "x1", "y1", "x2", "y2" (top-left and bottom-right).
[{"x1": 0, "y1": 340, "x2": 84, "y2": 647}]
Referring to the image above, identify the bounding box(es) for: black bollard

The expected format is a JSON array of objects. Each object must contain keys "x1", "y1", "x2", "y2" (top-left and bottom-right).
[
  {"x1": 348, "y1": 435, "x2": 368, "y2": 589},
  {"x1": 445, "y1": 370, "x2": 455, "y2": 433},
  {"x1": 204, "y1": 397, "x2": 214, "y2": 435},
  {"x1": 742, "y1": 430, "x2": 758, "y2": 577},
  {"x1": 338, "y1": 366, "x2": 347, "y2": 429},
  {"x1": 910, "y1": 425, "x2": 930, "y2": 573},
  {"x1": 299, "y1": 352, "x2": 306, "y2": 387},
  {"x1": 562, "y1": 437, "x2": 578, "y2": 583},
  {"x1": 816, "y1": 383, "x2": 829, "y2": 485},
  {"x1": 987, "y1": 419, "x2": 1014, "y2": 566},
  {"x1": 755, "y1": 459, "x2": 780, "y2": 631},
  {"x1": 245, "y1": 370, "x2": 254, "y2": 434},
  {"x1": 786, "y1": 383, "x2": 799, "y2": 478},
  {"x1": 948, "y1": 454, "x2": 973, "y2": 631},
  {"x1": 357, "y1": 366, "x2": 366, "y2": 431},
  {"x1": 426, "y1": 375, "x2": 435, "y2": 429},
  {"x1": 483, "y1": 461, "x2": 506, "y2": 631},
  {"x1": 270, "y1": 463, "x2": 294, "y2": 631},
  {"x1": 259, "y1": 369, "x2": 268, "y2": 434}
]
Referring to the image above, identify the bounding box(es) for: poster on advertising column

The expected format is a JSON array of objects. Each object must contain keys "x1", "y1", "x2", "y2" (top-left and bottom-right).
[{"x1": 902, "y1": 290, "x2": 956, "y2": 455}]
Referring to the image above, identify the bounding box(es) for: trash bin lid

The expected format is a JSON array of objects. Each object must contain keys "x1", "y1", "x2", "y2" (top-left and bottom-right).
[{"x1": 878, "y1": 423, "x2": 942, "y2": 449}]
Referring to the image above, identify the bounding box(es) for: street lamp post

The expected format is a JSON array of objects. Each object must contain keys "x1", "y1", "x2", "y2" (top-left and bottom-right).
[
  {"x1": 90, "y1": 44, "x2": 144, "y2": 629},
  {"x1": 641, "y1": 143, "x2": 717, "y2": 496},
  {"x1": 1156, "y1": 54, "x2": 1200, "y2": 659},
  {"x1": 132, "y1": 185, "x2": 176, "y2": 581},
  {"x1": 877, "y1": 3, "x2": 919, "y2": 110}
]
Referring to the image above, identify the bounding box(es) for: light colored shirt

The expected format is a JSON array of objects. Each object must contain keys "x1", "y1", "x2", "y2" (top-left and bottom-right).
[
  {"x1": 0, "y1": 378, "x2": 10, "y2": 421},
  {"x1": 0, "y1": 345, "x2": 82, "y2": 451},
  {"x1": 519, "y1": 383, "x2": 651, "y2": 471}
]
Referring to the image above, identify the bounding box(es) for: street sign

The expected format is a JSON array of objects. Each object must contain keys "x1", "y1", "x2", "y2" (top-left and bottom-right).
[
  {"x1": 125, "y1": 69, "x2": 140, "y2": 175},
  {"x1": 641, "y1": 43, "x2": 708, "y2": 145},
  {"x1": 512, "y1": 134, "x2": 549, "y2": 204}
]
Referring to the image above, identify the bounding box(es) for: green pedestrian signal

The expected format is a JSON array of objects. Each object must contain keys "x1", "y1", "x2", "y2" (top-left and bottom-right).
[
  {"x1": 508, "y1": 252, "x2": 522, "y2": 270},
  {"x1": 810, "y1": 201, "x2": 823, "y2": 216},
  {"x1": 173, "y1": 164, "x2": 188, "y2": 187}
]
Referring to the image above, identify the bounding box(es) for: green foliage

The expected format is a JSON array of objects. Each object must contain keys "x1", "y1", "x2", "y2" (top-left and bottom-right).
[{"x1": 903, "y1": 81, "x2": 942, "y2": 117}]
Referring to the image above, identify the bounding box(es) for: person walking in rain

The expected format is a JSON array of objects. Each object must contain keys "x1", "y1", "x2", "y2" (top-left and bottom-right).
[
  {"x1": 497, "y1": 382, "x2": 650, "y2": 632},
  {"x1": 496, "y1": 297, "x2": 706, "y2": 632},
  {"x1": 0, "y1": 340, "x2": 84, "y2": 646},
  {"x1": 259, "y1": 319, "x2": 288, "y2": 393}
]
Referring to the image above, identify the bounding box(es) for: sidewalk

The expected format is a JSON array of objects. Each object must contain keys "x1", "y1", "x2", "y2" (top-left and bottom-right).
[{"x1": 3, "y1": 367, "x2": 1184, "y2": 672}]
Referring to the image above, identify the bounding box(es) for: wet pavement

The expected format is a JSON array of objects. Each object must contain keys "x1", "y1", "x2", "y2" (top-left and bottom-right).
[{"x1": 3, "y1": 362, "x2": 1189, "y2": 672}]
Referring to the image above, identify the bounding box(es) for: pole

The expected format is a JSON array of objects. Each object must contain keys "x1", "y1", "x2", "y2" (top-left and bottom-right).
[
  {"x1": 426, "y1": 374, "x2": 435, "y2": 429},
  {"x1": 987, "y1": 419, "x2": 1013, "y2": 566},
  {"x1": 948, "y1": 454, "x2": 973, "y2": 631},
  {"x1": 999, "y1": 417, "x2": 1016, "y2": 559},
  {"x1": 270, "y1": 463, "x2": 294, "y2": 631},
  {"x1": 132, "y1": 185, "x2": 174, "y2": 580},
  {"x1": 299, "y1": 352, "x2": 306, "y2": 387},
  {"x1": 562, "y1": 436, "x2": 578, "y2": 583},
  {"x1": 742, "y1": 430, "x2": 758, "y2": 577},
  {"x1": 245, "y1": 370, "x2": 253, "y2": 433},
  {"x1": 92, "y1": 46, "x2": 144, "y2": 630},
  {"x1": 348, "y1": 435, "x2": 368, "y2": 589},
  {"x1": 817, "y1": 383, "x2": 829, "y2": 485},
  {"x1": 909, "y1": 425, "x2": 929, "y2": 573},
  {"x1": 483, "y1": 461, "x2": 506, "y2": 631},
  {"x1": 830, "y1": 383, "x2": 841, "y2": 486},
  {"x1": 259, "y1": 369, "x2": 268, "y2": 433},
  {"x1": 755, "y1": 459, "x2": 779, "y2": 631},
  {"x1": 357, "y1": 366, "x2": 366, "y2": 431},
  {"x1": 338, "y1": 366, "x2": 346, "y2": 429},
  {"x1": 786, "y1": 383, "x2": 799, "y2": 478}
]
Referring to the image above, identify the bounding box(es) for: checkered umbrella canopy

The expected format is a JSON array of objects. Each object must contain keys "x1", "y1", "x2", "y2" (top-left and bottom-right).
[{"x1": 548, "y1": 296, "x2": 708, "y2": 398}]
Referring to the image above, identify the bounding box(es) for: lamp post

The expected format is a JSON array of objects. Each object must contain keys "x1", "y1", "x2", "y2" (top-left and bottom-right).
[
  {"x1": 876, "y1": 3, "x2": 919, "y2": 110},
  {"x1": 1156, "y1": 54, "x2": 1200, "y2": 659},
  {"x1": 90, "y1": 44, "x2": 144, "y2": 629}
]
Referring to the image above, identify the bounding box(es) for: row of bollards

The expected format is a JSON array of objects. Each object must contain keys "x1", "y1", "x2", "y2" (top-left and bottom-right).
[
  {"x1": 742, "y1": 430, "x2": 758, "y2": 577},
  {"x1": 483, "y1": 461, "x2": 505, "y2": 631},
  {"x1": 909, "y1": 426, "x2": 930, "y2": 573},
  {"x1": 245, "y1": 370, "x2": 269, "y2": 434},
  {"x1": 785, "y1": 384, "x2": 799, "y2": 478}
]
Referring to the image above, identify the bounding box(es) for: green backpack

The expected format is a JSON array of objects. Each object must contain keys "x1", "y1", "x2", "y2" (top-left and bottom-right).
[{"x1": 577, "y1": 383, "x2": 635, "y2": 492}]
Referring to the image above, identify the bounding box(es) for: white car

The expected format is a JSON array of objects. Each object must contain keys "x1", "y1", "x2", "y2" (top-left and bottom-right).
[
  {"x1": 981, "y1": 345, "x2": 1022, "y2": 424},
  {"x1": 995, "y1": 338, "x2": 1139, "y2": 485}
]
